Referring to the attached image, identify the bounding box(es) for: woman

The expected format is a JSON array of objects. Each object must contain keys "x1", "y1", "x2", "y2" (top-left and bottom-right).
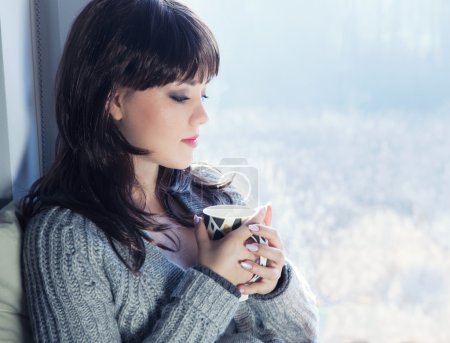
[{"x1": 19, "y1": 0, "x2": 318, "y2": 341}]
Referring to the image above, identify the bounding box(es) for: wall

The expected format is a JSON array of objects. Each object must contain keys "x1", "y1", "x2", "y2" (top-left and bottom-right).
[{"x1": 0, "y1": 0, "x2": 39, "y2": 203}]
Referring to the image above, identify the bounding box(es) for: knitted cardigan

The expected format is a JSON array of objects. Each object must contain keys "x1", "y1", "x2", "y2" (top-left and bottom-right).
[{"x1": 22, "y1": 207, "x2": 318, "y2": 342}]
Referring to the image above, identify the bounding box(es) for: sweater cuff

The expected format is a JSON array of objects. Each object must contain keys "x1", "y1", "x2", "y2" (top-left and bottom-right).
[
  {"x1": 193, "y1": 265, "x2": 241, "y2": 298},
  {"x1": 246, "y1": 262, "x2": 319, "y2": 340},
  {"x1": 171, "y1": 267, "x2": 240, "y2": 330},
  {"x1": 250, "y1": 263, "x2": 291, "y2": 301}
]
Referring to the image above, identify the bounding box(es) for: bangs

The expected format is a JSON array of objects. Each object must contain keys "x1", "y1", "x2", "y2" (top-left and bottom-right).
[{"x1": 115, "y1": 0, "x2": 220, "y2": 89}]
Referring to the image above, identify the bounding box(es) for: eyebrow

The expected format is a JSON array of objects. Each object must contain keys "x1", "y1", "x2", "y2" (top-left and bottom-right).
[
  {"x1": 185, "y1": 80, "x2": 198, "y2": 86},
  {"x1": 177, "y1": 79, "x2": 210, "y2": 86}
]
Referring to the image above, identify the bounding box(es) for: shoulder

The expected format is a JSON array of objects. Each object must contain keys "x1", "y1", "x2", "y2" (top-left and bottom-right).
[
  {"x1": 23, "y1": 207, "x2": 110, "y2": 265},
  {"x1": 26, "y1": 206, "x2": 106, "y2": 238}
]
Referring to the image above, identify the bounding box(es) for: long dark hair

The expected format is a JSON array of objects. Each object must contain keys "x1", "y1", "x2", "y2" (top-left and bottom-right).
[{"x1": 19, "y1": 0, "x2": 241, "y2": 273}]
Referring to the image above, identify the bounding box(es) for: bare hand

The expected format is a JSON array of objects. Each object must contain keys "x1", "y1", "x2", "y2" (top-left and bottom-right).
[
  {"x1": 237, "y1": 203, "x2": 286, "y2": 296},
  {"x1": 194, "y1": 206, "x2": 268, "y2": 286}
]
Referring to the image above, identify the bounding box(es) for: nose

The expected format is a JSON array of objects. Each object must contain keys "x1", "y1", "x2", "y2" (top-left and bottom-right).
[{"x1": 190, "y1": 101, "x2": 209, "y2": 126}]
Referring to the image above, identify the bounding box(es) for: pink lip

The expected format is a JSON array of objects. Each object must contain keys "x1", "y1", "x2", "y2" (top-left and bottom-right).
[
  {"x1": 182, "y1": 134, "x2": 199, "y2": 141},
  {"x1": 181, "y1": 134, "x2": 199, "y2": 148}
]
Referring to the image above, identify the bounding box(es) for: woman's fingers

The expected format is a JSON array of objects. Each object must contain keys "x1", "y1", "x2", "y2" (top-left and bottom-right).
[
  {"x1": 244, "y1": 242, "x2": 285, "y2": 267},
  {"x1": 263, "y1": 203, "x2": 272, "y2": 226},
  {"x1": 244, "y1": 206, "x2": 267, "y2": 226},
  {"x1": 238, "y1": 260, "x2": 284, "y2": 295},
  {"x1": 245, "y1": 223, "x2": 285, "y2": 267},
  {"x1": 239, "y1": 260, "x2": 281, "y2": 281},
  {"x1": 193, "y1": 215, "x2": 210, "y2": 246},
  {"x1": 236, "y1": 204, "x2": 287, "y2": 296},
  {"x1": 247, "y1": 223, "x2": 283, "y2": 249}
]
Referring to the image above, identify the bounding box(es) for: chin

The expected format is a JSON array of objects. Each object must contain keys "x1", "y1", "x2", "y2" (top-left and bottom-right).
[{"x1": 162, "y1": 158, "x2": 193, "y2": 171}]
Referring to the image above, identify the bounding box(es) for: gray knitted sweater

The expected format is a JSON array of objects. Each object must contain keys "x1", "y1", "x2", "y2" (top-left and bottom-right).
[{"x1": 22, "y1": 207, "x2": 318, "y2": 342}]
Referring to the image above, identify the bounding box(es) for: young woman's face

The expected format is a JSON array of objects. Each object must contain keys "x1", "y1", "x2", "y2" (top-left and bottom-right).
[{"x1": 110, "y1": 79, "x2": 209, "y2": 169}]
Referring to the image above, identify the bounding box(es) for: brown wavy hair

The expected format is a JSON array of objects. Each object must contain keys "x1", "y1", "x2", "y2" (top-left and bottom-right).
[{"x1": 19, "y1": 0, "x2": 242, "y2": 273}]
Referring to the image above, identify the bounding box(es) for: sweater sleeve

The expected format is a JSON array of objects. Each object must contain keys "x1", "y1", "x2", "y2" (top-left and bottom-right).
[
  {"x1": 246, "y1": 262, "x2": 319, "y2": 342},
  {"x1": 22, "y1": 208, "x2": 240, "y2": 343}
]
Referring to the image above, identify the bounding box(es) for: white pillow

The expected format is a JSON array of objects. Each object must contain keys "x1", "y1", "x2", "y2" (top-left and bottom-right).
[{"x1": 0, "y1": 202, "x2": 32, "y2": 342}]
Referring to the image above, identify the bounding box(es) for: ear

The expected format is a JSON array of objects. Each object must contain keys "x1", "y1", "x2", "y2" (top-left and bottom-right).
[{"x1": 107, "y1": 88, "x2": 126, "y2": 121}]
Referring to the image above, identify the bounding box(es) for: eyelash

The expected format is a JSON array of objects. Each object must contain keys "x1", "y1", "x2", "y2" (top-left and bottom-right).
[
  {"x1": 171, "y1": 96, "x2": 188, "y2": 103},
  {"x1": 171, "y1": 95, "x2": 209, "y2": 103}
]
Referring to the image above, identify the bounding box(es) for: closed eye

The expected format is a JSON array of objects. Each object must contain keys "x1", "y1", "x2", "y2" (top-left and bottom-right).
[{"x1": 170, "y1": 95, "x2": 190, "y2": 103}]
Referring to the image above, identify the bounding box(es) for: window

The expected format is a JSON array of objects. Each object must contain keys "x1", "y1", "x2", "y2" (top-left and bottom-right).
[
  {"x1": 189, "y1": 1, "x2": 450, "y2": 341},
  {"x1": 0, "y1": 0, "x2": 47, "y2": 204},
  {"x1": 2, "y1": 0, "x2": 447, "y2": 340},
  {"x1": 0, "y1": 25, "x2": 12, "y2": 209}
]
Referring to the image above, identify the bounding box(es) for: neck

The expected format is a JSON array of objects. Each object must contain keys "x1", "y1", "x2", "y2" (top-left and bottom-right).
[{"x1": 132, "y1": 156, "x2": 164, "y2": 214}]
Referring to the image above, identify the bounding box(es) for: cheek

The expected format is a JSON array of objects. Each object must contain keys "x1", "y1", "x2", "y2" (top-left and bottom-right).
[{"x1": 120, "y1": 109, "x2": 180, "y2": 149}]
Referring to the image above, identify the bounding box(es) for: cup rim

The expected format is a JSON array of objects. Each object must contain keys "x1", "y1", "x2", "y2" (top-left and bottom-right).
[{"x1": 202, "y1": 205, "x2": 256, "y2": 218}]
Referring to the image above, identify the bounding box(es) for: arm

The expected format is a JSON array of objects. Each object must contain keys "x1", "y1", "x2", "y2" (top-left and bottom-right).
[
  {"x1": 246, "y1": 261, "x2": 319, "y2": 342},
  {"x1": 234, "y1": 202, "x2": 318, "y2": 341},
  {"x1": 23, "y1": 208, "x2": 240, "y2": 342},
  {"x1": 198, "y1": 260, "x2": 318, "y2": 343}
]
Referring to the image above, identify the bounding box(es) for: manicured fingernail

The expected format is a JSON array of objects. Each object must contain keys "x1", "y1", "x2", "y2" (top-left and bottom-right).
[
  {"x1": 240, "y1": 262, "x2": 252, "y2": 270},
  {"x1": 246, "y1": 244, "x2": 258, "y2": 252},
  {"x1": 238, "y1": 287, "x2": 245, "y2": 293},
  {"x1": 193, "y1": 215, "x2": 200, "y2": 225},
  {"x1": 248, "y1": 224, "x2": 259, "y2": 232}
]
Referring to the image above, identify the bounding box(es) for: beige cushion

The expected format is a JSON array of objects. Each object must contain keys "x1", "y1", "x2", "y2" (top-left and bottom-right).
[{"x1": 0, "y1": 202, "x2": 32, "y2": 342}]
